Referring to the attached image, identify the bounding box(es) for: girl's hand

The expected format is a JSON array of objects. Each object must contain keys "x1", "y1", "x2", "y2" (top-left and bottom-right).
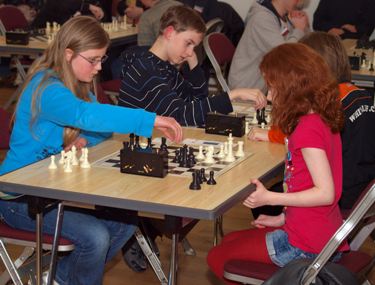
[
  {"x1": 247, "y1": 127, "x2": 269, "y2": 142},
  {"x1": 243, "y1": 179, "x2": 272, "y2": 208},
  {"x1": 64, "y1": 137, "x2": 87, "y2": 151},
  {"x1": 154, "y1": 116, "x2": 183, "y2": 143},
  {"x1": 251, "y1": 213, "x2": 285, "y2": 228}
]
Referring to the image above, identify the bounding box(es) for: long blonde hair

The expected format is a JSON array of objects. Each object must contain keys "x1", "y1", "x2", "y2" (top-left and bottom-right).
[{"x1": 17, "y1": 16, "x2": 110, "y2": 146}]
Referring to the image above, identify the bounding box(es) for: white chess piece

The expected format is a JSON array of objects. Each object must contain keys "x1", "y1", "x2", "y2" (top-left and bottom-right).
[
  {"x1": 251, "y1": 113, "x2": 258, "y2": 125},
  {"x1": 45, "y1": 22, "x2": 51, "y2": 35},
  {"x1": 58, "y1": 150, "x2": 65, "y2": 165},
  {"x1": 266, "y1": 114, "x2": 271, "y2": 124},
  {"x1": 80, "y1": 148, "x2": 91, "y2": 169},
  {"x1": 228, "y1": 133, "x2": 233, "y2": 144},
  {"x1": 217, "y1": 144, "x2": 225, "y2": 159},
  {"x1": 48, "y1": 155, "x2": 58, "y2": 169},
  {"x1": 224, "y1": 142, "x2": 228, "y2": 155},
  {"x1": 79, "y1": 148, "x2": 85, "y2": 162},
  {"x1": 235, "y1": 141, "x2": 245, "y2": 157},
  {"x1": 64, "y1": 151, "x2": 72, "y2": 173},
  {"x1": 196, "y1": 145, "x2": 205, "y2": 160},
  {"x1": 71, "y1": 145, "x2": 79, "y2": 166},
  {"x1": 204, "y1": 146, "x2": 215, "y2": 164},
  {"x1": 261, "y1": 122, "x2": 266, "y2": 129},
  {"x1": 245, "y1": 121, "x2": 250, "y2": 135},
  {"x1": 361, "y1": 59, "x2": 367, "y2": 70},
  {"x1": 225, "y1": 141, "x2": 235, "y2": 162}
]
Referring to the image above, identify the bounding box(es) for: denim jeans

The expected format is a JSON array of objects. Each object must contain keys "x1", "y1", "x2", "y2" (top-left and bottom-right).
[
  {"x1": 0, "y1": 198, "x2": 137, "y2": 285},
  {"x1": 266, "y1": 229, "x2": 342, "y2": 267}
]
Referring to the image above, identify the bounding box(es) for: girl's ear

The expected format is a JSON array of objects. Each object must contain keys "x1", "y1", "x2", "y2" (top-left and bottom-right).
[
  {"x1": 163, "y1": 25, "x2": 175, "y2": 40},
  {"x1": 64, "y1": 48, "x2": 74, "y2": 62}
]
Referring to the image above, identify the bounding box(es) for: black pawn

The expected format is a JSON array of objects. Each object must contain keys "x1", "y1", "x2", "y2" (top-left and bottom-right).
[
  {"x1": 189, "y1": 147, "x2": 196, "y2": 164},
  {"x1": 172, "y1": 149, "x2": 180, "y2": 163},
  {"x1": 370, "y1": 63, "x2": 374, "y2": 72},
  {"x1": 160, "y1": 137, "x2": 168, "y2": 153},
  {"x1": 179, "y1": 148, "x2": 188, "y2": 167},
  {"x1": 256, "y1": 109, "x2": 261, "y2": 125},
  {"x1": 200, "y1": 168, "x2": 207, "y2": 182},
  {"x1": 189, "y1": 171, "x2": 201, "y2": 190},
  {"x1": 187, "y1": 152, "x2": 195, "y2": 168},
  {"x1": 207, "y1": 171, "x2": 217, "y2": 185},
  {"x1": 123, "y1": 141, "x2": 129, "y2": 150}
]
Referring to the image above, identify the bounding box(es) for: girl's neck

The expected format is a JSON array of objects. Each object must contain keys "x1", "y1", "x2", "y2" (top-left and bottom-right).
[{"x1": 271, "y1": 0, "x2": 288, "y2": 17}]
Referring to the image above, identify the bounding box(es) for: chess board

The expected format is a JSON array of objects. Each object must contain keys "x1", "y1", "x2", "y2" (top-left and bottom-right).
[
  {"x1": 92, "y1": 142, "x2": 253, "y2": 179},
  {"x1": 232, "y1": 104, "x2": 272, "y2": 129}
]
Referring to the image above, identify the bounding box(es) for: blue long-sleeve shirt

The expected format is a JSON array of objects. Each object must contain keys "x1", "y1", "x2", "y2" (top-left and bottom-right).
[
  {"x1": 118, "y1": 48, "x2": 233, "y2": 126},
  {"x1": 0, "y1": 70, "x2": 156, "y2": 179}
]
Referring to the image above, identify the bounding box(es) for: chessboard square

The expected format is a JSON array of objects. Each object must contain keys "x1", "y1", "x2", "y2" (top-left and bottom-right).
[
  {"x1": 112, "y1": 163, "x2": 121, "y2": 168},
  {"x1": 172, "y1": 167, "x2": 190, "y2": 172},
  {"x1": 169, "y1": 170, "x2": 185, "y2": 175},
  {"x1": 208, "y1": 167, "x2": 223, "y2": 172},
  {"x1": 107, "y1": 159, "x2": 120, "y2": 163}
]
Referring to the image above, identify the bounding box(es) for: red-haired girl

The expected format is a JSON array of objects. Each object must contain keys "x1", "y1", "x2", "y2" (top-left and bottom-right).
[{"x1": 207, "y1": 43, "x2": 349, "y2": 284}]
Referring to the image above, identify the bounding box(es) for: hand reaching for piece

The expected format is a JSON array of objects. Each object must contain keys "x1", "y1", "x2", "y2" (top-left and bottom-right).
[
  {"x1": 154, "y1": 116, "x2": 183, "y2": 143},
  {"x1": 229, "y1": 89, "x2": 267, "y2": 109}
]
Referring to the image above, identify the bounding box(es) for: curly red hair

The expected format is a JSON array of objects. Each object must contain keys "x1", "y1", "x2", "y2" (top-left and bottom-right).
[{"x1": 260, "y1": 43, "x2": 343, "y2": 135}]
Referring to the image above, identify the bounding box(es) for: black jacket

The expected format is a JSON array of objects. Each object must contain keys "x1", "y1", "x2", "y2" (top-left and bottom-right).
[
  {"x1": 340, "y1": 84, "x2": 375, "y2": 209},
  {"x1": 313, "y1": 0, "x2": 375, "y2": 39}
]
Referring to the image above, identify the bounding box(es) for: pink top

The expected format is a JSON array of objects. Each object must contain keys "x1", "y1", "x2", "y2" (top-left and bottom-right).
[{"x1": 282, "y1": 113, "x2": 349, "y2": 253}]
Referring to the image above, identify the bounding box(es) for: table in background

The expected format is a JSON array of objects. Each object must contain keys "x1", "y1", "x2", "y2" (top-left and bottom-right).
[{"x1": 0, "y1": 127, "x2": 285, "y2": 284}]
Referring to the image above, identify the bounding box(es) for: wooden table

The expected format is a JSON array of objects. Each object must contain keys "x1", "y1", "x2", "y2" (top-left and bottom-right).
[
  {"x1": 0, "y1": 128, "x2": 285, "y2": 284},
  {"x1": 343, "y1": 39, "x2": 375, "y2": 90}
]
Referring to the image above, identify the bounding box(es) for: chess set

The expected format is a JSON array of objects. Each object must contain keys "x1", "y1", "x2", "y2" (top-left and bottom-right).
[
  {"x1": 348, "y1": 38, "x2": 375, "y2": 71},
  {"x1": 47, "y1": 146, "x2": 91, "y2": 172},
  {"x1": 92, "y1": 134, "x2": 253, "y2": 183}
]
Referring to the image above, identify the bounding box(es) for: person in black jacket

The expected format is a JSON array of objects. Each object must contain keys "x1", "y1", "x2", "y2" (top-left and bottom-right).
[
  {"x1": 31, "y1": 0, "x2": 104, "y2": 28},
  {"x1": 313, "y1": 0, "x2": 375, "y2": 39},
  {"x1": 300, "y1": 32, "x2": 375, "y2": 209}
]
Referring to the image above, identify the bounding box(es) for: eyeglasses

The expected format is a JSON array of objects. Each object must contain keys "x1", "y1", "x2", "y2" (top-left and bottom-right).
[{"x1": 78, "y1": 54, "x2": 108, "y2": 66}]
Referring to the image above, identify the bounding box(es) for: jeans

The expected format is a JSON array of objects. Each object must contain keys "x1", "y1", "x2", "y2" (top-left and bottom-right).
[
  {"x1": 0, "y1": 198, "x2": 137, "y2": 285},
  {"x1": 266, "y1": 229, "x2": 342, "y2": 267}
]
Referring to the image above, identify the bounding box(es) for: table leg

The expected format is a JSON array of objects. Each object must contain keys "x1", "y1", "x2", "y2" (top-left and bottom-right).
[
  {"x1": 35, "y1": 211, "x2": 43, "y2": 285},
  {"x1": 47, "y1": 202, "x2": 65, "y2": 285},
  {"x1": 168, "y1": 232, "x2": 179, "y2": 285}
]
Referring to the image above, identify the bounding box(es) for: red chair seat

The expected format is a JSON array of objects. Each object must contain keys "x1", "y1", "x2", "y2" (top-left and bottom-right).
[
  {"x1": 224, "y1": 251, "x2": 372, "y2": 281},
  {"x1": 0, "y1": 108, "x2": 11, "y2": 149},
  {"x1": 101, "y1": 79, "x2": 121, "y2": 93},
  {"x1": 0, "y1": 221, "x2": 73, "y2": 246}
]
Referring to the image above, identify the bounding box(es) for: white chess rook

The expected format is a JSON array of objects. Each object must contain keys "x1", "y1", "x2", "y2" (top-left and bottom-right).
[{"x1": 71, "y1": 145, "x2": 79, "y2": 166}]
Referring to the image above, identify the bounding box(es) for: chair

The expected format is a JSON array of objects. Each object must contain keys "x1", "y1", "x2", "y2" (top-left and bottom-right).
[
  {"x1": 0, "y1": 108, "x2": 11, "y2": 149},
  {"x1": 223, "y1": 179, "x2": 375, "y2": 284},
  {"x1": 203, "y1": 32, "x2": 235, "y2": 93},
  {"x1": 100, "y1": 79, "x2": 121, "y2": 105},
  {"x1": 0, "y1": 219, "x2": 75, "y2": 285},
  {"x1": 0, "y1": 5, "x2": 29, "y2": 35}
]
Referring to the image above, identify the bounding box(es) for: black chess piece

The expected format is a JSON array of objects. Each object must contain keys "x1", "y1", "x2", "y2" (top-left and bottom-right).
[
  {"x1": 172, "y1": 149, "x2": 180, "y2": 163},
  {"x1": 129, "y1": 133, "x2": 135, "y2": 147},
  {"x1": 135, "y1": 136, "x2": 140, "y2": 149},
  {"x1": 200, "y1": 168, "x2": 207, "y2": 182},
  {"x1": 195, "y1": 169, "x2": 202, "y2": 184},
  {"x1": 189, "y1": 147, "x2": 196, "y2": 164},
  {"x1": 179, "y1": 147, "x2": 188, "y2": 167},
  {"x1": 256, "y1": 109, "x2": 261, "y2": 125},
  {"x1": 160, "y1": 137, "x2": 168, "y2": 154},
  {"x1": 261, "y1": 108, "x2": 267, "y2": 124},
  {"x1": 189, "y1": 171, "x2": 201, "y2": 190},
  {"x1": 207, "y1": 171, "x2": 217, "y2": 185},
  {"x1": 187, "y1": 153, "x2": 195, "y2": 168},
  {"x1": 123, "y1": 141, "x2": 129, "y2": 149},
  {"x1": 147, "y1": 137, "x2": 152, "y2": 149},
  {"x1": 370, "y1": 63, "x2": 374, "y2": 72}
]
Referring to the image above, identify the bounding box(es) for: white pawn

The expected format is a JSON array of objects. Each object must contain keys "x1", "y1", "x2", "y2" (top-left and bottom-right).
[
  {"x1": 225, "y1": 141, "x2": 235, "y2": 162},
  {"x1": 196, "y1": 145, "x2": 205, "y2": 160},
  {"x1": 228, "y1": 133, "x2": 233, "y2": 144},
  {"x1": 235, "y1": 141, "x2": 245, "y2": 157},
  {"x1": 361, "y1": 59, "x2": 367, "y2": 70},
  {"x1": 71, "y1": 145, "x2": 79, "y2": 166},
  {"x1": 64, "y1": 151, "x2": 72, "y2": 173},
  {"x1": 48, "y1": 155, "x2": 57, "y2": 169},
  {"x1": 251, "y1": 113, "x2": 258, "y2": 125},
  {"x1": 266, "y1": 114, "x2": 271, "y2": 124},
  {"x1": 217, "y1": 144, "x2": 225, "y2": 159},
  {"x1": 204, "y1": 146, "x2": 215, "y2": 164},
  {"x1": 79, "y1": 148, "x2": 85, "y2": 162},
  {"x1": 58, "y1": 150, "x2": 65, "y2": 165},
  {"x1": 261, "y1": 122, "x2": 266, "y2": 129},
  {"x1": 80, "y1": 148, "x2": 91, "y2": 169},
  {"x1": 245, "y1": 121, "x2": 250, "y2": 135},
  {"x1": 224, "y1": 142, "x2": 228, "y2": 155}
]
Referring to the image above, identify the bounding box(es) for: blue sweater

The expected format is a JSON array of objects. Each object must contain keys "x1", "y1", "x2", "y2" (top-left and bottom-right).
[
  {"x1": 118, "y1": 48, "x2": 233, "y2": 126},
  {"x1": 0, "y1": 70, "x2": 156, "y2": 179}
]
